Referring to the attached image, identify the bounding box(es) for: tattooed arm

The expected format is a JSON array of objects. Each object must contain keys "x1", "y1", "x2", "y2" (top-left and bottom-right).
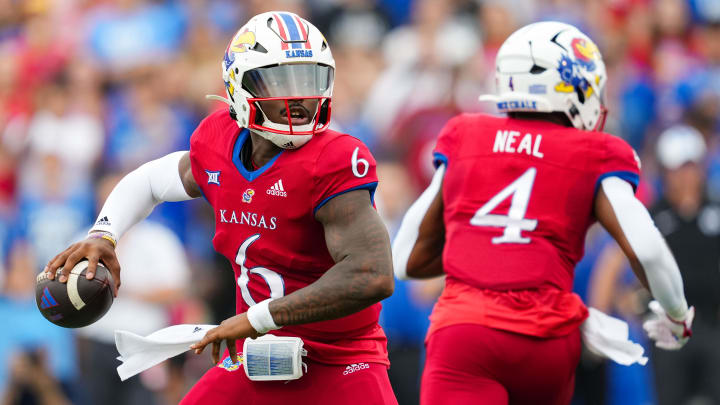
[
  {"x1": 270, "y1": 189, "x2": 394, "y2": 325},
  {"x1": 191, "y1": 189, "x2": 394, "y2": 363}
]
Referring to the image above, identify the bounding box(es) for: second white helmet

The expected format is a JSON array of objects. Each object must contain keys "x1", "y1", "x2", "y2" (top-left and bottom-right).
[{"x1": 480, "y1": 21, "x2": 608, "y2": 131}]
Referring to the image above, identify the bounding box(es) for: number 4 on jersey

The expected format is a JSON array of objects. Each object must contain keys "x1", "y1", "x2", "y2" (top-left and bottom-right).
[{"x1": 470, "y1": 167, "x2": 538, "y2": 244}]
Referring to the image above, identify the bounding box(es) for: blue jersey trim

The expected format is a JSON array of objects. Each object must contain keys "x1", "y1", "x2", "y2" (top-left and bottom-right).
[
  {"x1": 313, "y1": 182, "x2": 378, "y2": 215},
  {"x1": 433, "y1": 152, "x2": 448, "y2": 168},
  {"x1": 231, "y1": 129, "x2": 284, "y2": 182},
  {"x1": 594, "y1": 171, "x2": 640, "y2": 197}
]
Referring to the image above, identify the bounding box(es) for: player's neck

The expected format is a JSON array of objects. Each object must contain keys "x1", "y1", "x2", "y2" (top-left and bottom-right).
[
  {"x1": 246, "y1": 132, "x2": 283, "y2": 168},
  {"x1": 509, "y1": 112, "x2": 573, "y2": 127}
]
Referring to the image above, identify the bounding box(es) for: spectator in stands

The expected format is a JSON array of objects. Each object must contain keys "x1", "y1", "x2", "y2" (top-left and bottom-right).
[
  {"x1": 650, "y1": 125, "x2": 720, "y2": 405},
  {"x1": 1, "y1": 350, "x2": 71, "y2": 405},
  {"x1": 25, "y1": 71, "x2": 104, "y2": 185},
  {"x1": 15, "y1": 152, "x2": 94, "y2": 267}
]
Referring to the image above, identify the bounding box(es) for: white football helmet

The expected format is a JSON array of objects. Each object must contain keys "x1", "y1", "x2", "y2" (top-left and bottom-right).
[
  {"x1": 480, "y1": 21, "x2": 608, "y2": 131},
  {"x1": 208, "y1": 11, "x2": 335, "y2": 149}
]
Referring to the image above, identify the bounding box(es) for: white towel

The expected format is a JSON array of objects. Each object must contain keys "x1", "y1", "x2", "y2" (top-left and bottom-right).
[
  {"x1": 581, "y1": 308, "x2": 648, "y2": 366},
  {"x1": 115, "y1": 324, "x2": 217, "y2": 381}
]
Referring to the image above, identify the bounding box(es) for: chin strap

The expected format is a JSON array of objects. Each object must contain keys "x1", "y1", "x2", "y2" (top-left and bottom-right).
[{"x1": 205, "y1": 94, "x2": 233, "y2": 106}]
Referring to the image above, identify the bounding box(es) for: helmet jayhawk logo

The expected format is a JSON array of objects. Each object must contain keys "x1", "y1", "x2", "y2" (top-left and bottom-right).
[
  {"x1": 224, "y1": 29, "x2": 256, "y2": 71},
  {"x1": 223, "y1": 30, "x2": 252, "y2": 96},
  {"x1": 230, "y1": 30, "x2": 256, "y2": 53},
  {"x1": 571, "y1": 37, "x2": 599, "y2": 71},
  {"x1": 554, "y1": 53, "x2": 598, "y2": 100}
]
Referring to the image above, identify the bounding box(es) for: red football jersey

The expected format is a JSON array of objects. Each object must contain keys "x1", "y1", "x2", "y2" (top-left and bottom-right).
[
  {"x1": 189, "y1": 110, "x2": 388, "y2": 366},
  {"x1": 435, "y1": 113, "x2": 639, "y2": 291},
  {"x1": 428, "y1": 113, "x2": 639, "y2": 338}
]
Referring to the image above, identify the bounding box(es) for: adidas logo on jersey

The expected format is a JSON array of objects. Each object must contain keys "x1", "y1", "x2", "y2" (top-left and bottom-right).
[
  {"x1": 267, "y1": 179, "x2": 287, "y2": 197},
  {"x1": 342, "y1": 363, "x2": 369, "y2": 375}
]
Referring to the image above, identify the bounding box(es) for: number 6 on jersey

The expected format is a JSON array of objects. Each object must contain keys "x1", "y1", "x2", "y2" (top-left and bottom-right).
[
  {"x1": 470, "y1": 167, "x2": 538, "y2": 244},
  {"x1": 351, "y1": 147, "x2": 369, "y2": 178},
  {"x1": 235, "y1": 234, "x2": 285, "y2": 306}
]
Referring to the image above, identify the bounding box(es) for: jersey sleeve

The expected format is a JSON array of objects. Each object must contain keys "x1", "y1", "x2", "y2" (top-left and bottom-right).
[
  {"x1": 432, "y1": 115, "x2": 463, "y2": 168},
  {"x1": 311, "y1": 135, "x2": 378, "y2": 214},
  {"x1": 594, "y1": 134, "x2": 641, "y2": 193}
]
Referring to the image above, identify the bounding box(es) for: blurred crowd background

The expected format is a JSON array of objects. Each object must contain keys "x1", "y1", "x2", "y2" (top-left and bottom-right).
[{"x1": 1, "y1": 0, "x2": 719, "y2": 404}]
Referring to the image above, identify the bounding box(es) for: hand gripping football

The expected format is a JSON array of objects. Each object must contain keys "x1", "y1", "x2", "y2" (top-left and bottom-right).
[{"x1": 36, "y1": 260, "x2": 114, "y2": 328}]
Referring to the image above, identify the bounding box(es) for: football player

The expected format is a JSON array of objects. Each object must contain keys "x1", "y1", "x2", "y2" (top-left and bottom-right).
[
  {"x1": 393, "y1": 21, "x2": 694, "y2": 405},
  {"x1": 44, "y1": 12, "x2": 397, "y2": 405}
]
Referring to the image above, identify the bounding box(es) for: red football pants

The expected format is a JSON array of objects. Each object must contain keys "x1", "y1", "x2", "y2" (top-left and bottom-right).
[
  {"x1": 180, "y1": 353, "x2": 397, "y2": 405},
  {"x1": 422, "y1": 324, "x2": 581, "y2": 405}
]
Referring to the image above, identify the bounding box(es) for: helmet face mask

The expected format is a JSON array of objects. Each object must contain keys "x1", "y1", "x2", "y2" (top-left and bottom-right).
[
  {"x1": 480, "y1": 22, "x2": 608, "y2": 132},
  {"x1": 248, "y1": 95, "x2": 330, "y2": 134},
  {"x1": 214, "y1": 12, "x2": 336, "y2": 149}
]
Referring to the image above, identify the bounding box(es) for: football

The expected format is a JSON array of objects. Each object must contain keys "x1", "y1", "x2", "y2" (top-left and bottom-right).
[{"x1": 36, "y1": 260, "x2": 114, "y2": 328}]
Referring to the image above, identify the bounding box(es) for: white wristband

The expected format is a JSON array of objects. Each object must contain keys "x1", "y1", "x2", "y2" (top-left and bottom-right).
[{"x1": 247, "y1": 299, "x2": 281, "y2": 334}]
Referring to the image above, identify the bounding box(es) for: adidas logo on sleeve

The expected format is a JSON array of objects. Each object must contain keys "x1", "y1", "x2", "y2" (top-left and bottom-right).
[
  {"x1": 96, "y1": 216, "x2": 111, "y2": 226},
  {"x1": 266, "y1": 179, "x2": 287, "y2": 197}
]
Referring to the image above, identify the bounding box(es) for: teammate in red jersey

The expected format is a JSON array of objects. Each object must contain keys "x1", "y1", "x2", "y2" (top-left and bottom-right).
[
  {"x1": 43, "y1": 11, "x2": 397, "y2": 405},
  {"x1": 393, "y1": 21, "x2": 694, "y2": 405}
]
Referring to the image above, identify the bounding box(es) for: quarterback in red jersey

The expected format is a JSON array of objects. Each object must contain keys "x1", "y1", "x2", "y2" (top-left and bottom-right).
[
  {"x1": 44, "y1": 11, "x2": 397, "y2": 405},
  {"x1": 393, "y1": 22, "x2": 694, "y2": 405}
]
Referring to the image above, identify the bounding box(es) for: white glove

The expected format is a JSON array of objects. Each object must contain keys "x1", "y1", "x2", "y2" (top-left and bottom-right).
[{"x1": 643, "y1": 300, "x2": 694, "y2": 350}]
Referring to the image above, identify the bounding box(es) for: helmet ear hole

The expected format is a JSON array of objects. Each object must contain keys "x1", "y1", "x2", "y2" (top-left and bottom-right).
[
  {"x1": 530, "y1": 65, "x2": 546, "y2": 74},
  {"x1": 251, "y1": 42, "x2": 268, "y2": 53},
  {"x1": 568, "y1": 105, "x2": 580, "y2": 119}
]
